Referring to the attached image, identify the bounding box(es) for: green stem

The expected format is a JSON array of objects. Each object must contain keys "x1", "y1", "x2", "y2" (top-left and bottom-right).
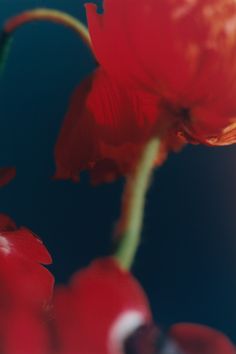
[{"x1": 114, "y1": 138, "x2": 160, "y2": 270}]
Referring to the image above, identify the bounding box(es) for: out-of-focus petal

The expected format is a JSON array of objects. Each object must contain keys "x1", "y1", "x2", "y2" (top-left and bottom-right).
[
  {"x1": 0, "y1": 214, "x2": 54, "y2": 305},
  {"x1": 0, "y1": 215, "x2": 53, "y2": 354},
  {"x1": 169, "y1": 323, "x2": 236, "y2": 354},
  {"x1": 0, "y1": 167, "x2": 16, "y2": 187},
  {"x1": 3, "y1": 308, "x2": 51, "y2": 354}
]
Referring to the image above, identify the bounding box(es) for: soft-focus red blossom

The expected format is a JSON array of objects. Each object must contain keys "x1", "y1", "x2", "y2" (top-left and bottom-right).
[
  {"x1": 53, "y1": 257, "x2": 152, "y2": 354},
  {"x1": 0, "y1": 252, "x2": 234, "y2": 353},
  {"x1": 0, "y1": 214, "x2": 53, "y2": 354},
  {"x1": 86, "y1": 0, "x2": 236, "y2": 147},
  {"x1": 0, "y1": 167, "x2": 16, "y2": 187},
  {"x1": 52, "y1": 257, "x2": 235, "y2": 354},
  {"x1": 55, "y1": 68, "x2": 184, "y2": 183}
]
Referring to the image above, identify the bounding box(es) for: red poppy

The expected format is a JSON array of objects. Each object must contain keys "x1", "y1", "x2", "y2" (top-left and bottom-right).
[{"x1": 86, "y1": 0, "x2": 236, "y2": 147}]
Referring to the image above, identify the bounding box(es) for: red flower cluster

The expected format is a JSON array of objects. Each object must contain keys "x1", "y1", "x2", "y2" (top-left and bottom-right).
[
  {"x1": 55, "y1": 0, "x2": 236, "y2": 183},
  {"x1": 0, "y1": 223, "x2": 234, "y2": 354}
]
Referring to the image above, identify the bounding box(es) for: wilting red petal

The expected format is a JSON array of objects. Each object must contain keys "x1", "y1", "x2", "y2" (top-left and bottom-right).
[
  {"x1": 0, "y1": 167, "x2": 16, "y2": 187},
  {"x1": 86, "y1": 0, "x2": 236, "y2": 145},
  {"x1": 169, "y1": 323, "x2": 236, "y2": 354},
  {"x1": 55, "y1": 67, "x2": 184, "y2": 183},
  {"x1": 53, "y1": 258, "x2": 151, "y2": 354}
]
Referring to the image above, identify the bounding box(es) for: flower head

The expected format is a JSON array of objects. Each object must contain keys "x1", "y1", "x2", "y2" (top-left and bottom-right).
[
  {"x1": 86, "y1": 0, "x2": 236, "y2": 146},
  {"x1": 52, "y1": 257, "x2": 235, "y2": 354}
]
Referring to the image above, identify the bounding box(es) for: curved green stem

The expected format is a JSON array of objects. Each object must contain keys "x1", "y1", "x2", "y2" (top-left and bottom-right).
[
  {"x1": 114, "y1": 138, "x2": 160, "y2": 270},
  {"x1": 0, "y1": 8, "x2": 92, "y2": 73},
  {"x1": 3, "y1": 8, "x2": 91, "y2": 47}
]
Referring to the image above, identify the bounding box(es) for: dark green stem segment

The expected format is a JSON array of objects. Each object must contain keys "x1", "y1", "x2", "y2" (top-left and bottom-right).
[{"x1": 0, "y1": 31, "x2": 12, "y2": 74}]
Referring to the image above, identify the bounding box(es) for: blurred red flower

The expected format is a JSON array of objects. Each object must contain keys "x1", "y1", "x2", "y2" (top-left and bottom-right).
[
  {"x1": 52, "y1": 257, "x2": 235, "y2": 354},
  {"x1": 86, "y1": 0, "x2": 236, "y2": 147},
  {"x1": 0, "y1": 233, "x2": 234, "y2": 354},
  {"x1": 0, "y1": 214, "x2": 53, "y2": 354}
]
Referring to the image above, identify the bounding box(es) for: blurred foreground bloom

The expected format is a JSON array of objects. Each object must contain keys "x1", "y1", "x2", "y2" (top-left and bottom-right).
[
  {"x1": 0, "y1": 214, "x2": 53, "y2": 354},
  {"x1": 52, "y1": 257, "x2": 236, "y2": 354},
  {"x1": 0, "y1": 239, "x2": 234, "y2": 354}
]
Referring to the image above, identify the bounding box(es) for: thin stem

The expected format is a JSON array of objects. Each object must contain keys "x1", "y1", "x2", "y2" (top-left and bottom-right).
[
  {"x1": 3, "y1": 8, "x2": 91, "y2": 48},
  {"x1": 114, "y1": 138, "x2": 160, "y2": 270}
]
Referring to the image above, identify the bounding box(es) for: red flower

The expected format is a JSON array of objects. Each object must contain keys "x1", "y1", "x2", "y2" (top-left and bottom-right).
[
  {"x1": 0, "y1": 248, "x2": 234, "y2": 354},
  {"x1": 53, "y1": 257, "x2": 152, "y2": 354},
  {"x1": 0, "y1": 214, "x2": 53, "y2": 354},
  {"x1": 86, "y1": 0, "x2": 236, "y2": 147},
  {"x1": 55, "y1": 68, "x2": 184, "y2": 184},
  {"x1": 52, "y1": 258, "x2": 235, "y2": 354}
]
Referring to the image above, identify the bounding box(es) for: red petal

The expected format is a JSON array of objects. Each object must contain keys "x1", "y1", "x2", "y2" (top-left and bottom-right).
[
  {"x1": 3, "y1": 308, "x2": 51, "y2": 354},
  {"x1": 170, "y1": 323, "x2": 235, "y2": 354},
  {"x1": 0, "y1": 167, "x2": 16, "y2": 187},
  {"x1": 0, "y1": 215, "x2": 54, "y2": 304},
  {"x1": 2, "y1": 227, "x2": 52, "y2": 265},
  {"x1": 55, "y1": 68, "x2": 165, "y2": 183}
]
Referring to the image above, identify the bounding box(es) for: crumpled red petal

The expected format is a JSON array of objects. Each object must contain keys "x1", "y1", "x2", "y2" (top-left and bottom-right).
[
  {"x1": 55, "y1": 67, "x2": 184, "y2": 184},
  {"x1": 169, "y1": 323, "x2": 236, "y2": 354}
]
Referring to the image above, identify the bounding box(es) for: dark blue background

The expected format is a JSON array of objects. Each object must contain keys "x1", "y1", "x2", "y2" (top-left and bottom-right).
[{"x1": 0, "y1": 0, "x2": 235, "y2": 342}]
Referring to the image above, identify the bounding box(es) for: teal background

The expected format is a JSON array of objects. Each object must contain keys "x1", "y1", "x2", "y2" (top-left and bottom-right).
[{"x1": 0, "y1": 0, "x2": 235, "y2": 342}]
